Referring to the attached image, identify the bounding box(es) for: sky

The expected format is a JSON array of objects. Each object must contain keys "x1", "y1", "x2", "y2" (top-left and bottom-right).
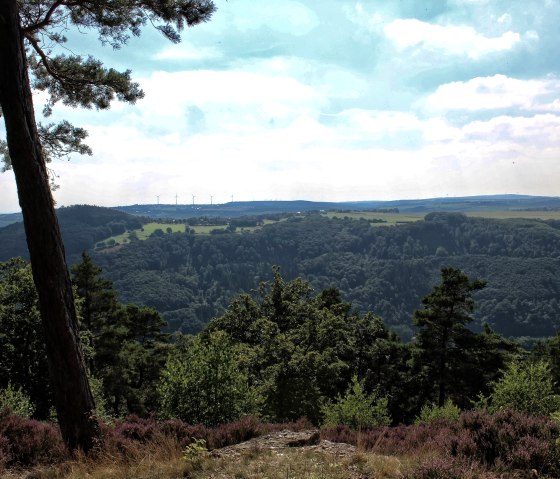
[{"x1": 2, "y1": 0, "x2": 560, "y2": 212}]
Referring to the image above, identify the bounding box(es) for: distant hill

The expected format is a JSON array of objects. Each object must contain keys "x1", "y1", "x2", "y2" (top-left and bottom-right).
[
  {"x1": 114, "y1": 195, "x2": 560, "y2": 219},
  {"x1": 0, "y1": 212, "x2": 22, "y2": 228},
  {"x1": 3, "y1": 195, "x2": 560, "y2": 227},
  {"x1": 0, "y1": 205, "x2": 146, "y2": 262}
]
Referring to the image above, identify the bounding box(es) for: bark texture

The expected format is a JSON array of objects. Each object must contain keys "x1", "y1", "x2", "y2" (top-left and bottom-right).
[{"x1": 0, "y1": 0, "x2": 99, "y2": 452}]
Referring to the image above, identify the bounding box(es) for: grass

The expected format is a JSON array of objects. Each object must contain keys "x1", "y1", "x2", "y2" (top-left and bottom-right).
[
  {"x1": 323, "y1": 211, "x2": 424, "y2": 226},
  {"x1": 95, "y1": 222, "x2": 186, "y2": 250},
  {"x1": 466, "y1": 210, "x2": 560, "y2": 220},
  {"x1": 324, "y1": 209, "x2": 560, "y2": 225},
  {"x1": 197, "y1": 448, "x2": 404, "y2": 479},
  {"x1": 190, "y1": 225, "x2": 228, "y2": 235},
  {"x1": 1, "y1": 446, "x2": 405, "y2": 479}
]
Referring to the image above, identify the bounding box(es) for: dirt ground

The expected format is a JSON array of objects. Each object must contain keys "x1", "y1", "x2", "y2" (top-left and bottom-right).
[{"x1": 211, "y1": 429, "x2": 357, "y2": 458}]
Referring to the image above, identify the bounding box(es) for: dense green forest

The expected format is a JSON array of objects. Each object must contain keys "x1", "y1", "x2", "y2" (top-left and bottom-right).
[
  {"x1": 0, "y1": 256, "x2": 527, "y2": 425},
  {"x1": 89, "y1": 212, "x2": 560, "y2": 340},
  {"x1": 2, "y1": 205, "x2": 560, "y2": 340}
]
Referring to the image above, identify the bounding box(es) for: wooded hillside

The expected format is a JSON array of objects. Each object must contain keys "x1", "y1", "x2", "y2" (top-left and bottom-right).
[{"x1": 85, "y1": 212, "x2": 560, "y2": 341}]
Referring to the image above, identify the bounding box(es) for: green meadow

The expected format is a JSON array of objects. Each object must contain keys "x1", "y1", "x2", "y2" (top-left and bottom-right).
[{"x1": 95, "y1": 222, "x2": 186, "y2": 250}]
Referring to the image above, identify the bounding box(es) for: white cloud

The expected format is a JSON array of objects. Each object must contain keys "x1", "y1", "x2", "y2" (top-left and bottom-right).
[
  {"x1": 497, "y1": 13, "x2": 512, "y2": 25},
  {"x1": 384, "y1": 19, "x2": 520, "y2": 59},
  {"x1": 425, "y1": 75, "x2": 560, "y2": 111}
]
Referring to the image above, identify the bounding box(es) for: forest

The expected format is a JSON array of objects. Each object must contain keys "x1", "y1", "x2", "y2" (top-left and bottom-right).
[
  {"x1": 87, "y1": 209, "x2": 560, "y2": 342},
  {"x1": 2, "y1": 205, "x2": 560, "y2": 341}
]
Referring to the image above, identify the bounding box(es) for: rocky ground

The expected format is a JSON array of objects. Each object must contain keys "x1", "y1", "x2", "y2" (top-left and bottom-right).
[{"x1": 211, "y1": 429, "x2": 358, "y2": 458}]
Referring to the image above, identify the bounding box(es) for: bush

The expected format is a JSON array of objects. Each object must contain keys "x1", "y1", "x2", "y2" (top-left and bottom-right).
[
  {"x1": 206, "y1": 416, "x2": 264, "y2": 449},
  {"x1": 486, "y1": 360, "x2": 560, "y2": 416},
  {"x1": 404, "y1": 456, "x2": 476, "y2": 479},
  {"x1": 159, "y1": 331, "x2": 261, "y2": 426},
  {"x1": 323, "y1": 409, "x2": 560, "y2": 476},
  {"x1": 0, "y1": 410, "x2": 66, "y2": 467},
  {"x1": 458, "y1": 409, "x2": 560, "y2": 472},
  {"x1": 0, "y1": 384, "x2": 34, "y2": 418},
  {"x1": 415, "y1": 400, "x2": 461, "y2": 425},
  {"x1": 321, "y1": 376, "x2": 391, "y2": 429}
]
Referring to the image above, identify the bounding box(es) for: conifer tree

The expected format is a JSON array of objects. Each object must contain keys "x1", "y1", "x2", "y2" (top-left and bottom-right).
[
  {"x1": 0, "y1": 0, "x2": 215, "y2": 451},
  {"x1": 412, "y1": 267, "x2": 485, "y2": 407}
]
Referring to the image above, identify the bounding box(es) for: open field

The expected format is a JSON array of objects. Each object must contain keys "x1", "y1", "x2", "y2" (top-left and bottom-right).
[
  {"x1": 323, "y1": 211, "x2": 425, "y2": 225},
  {"x1": 191, "y1": 224, "x2": 227, "y2": 234},
  {"x1": 95, "y1": 222, "x2": 186, "y2": 249},
  {"x1": 324, "y1": 209, "x2": 560, "y2": 225},
  {"x1": 466, "y1": 210, "x2": 560, "y2": 220}
]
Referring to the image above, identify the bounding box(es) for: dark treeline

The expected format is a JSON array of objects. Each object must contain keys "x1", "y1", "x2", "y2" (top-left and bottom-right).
[{"x1": 91, "y1": 212, "x2": 560, "y2": 340}]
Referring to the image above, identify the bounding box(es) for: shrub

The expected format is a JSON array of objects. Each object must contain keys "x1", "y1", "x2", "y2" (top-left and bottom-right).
[
  {"x1": 0, "y1": 410, "x2": 66, "y2": 467},
  {"x1": 206, "y1": 416, "x2": 265, "y2": 449},
  {"x1": 457, "y1": 409, "x2": 560, "y2": 473},
  {"x1": 158, "y1": 419, "x2": 208, "y2": 448},
  {"x1": 159, "y1": 331, "x2": 261, "y2": 426},
  {"x1": 404, "y1": 456, "x2": 466, "y2": 479},
  {"x1": 113, "y1": 414, "x2": 158, "y2": 443},
  {"x1": 324, "y1": 409, "x2": 560, "y2": 476},
  {"x1": 486, "y1": 360, "x2": 560, "y2": 416},
  {"x1": 0, "y1": 384, "x2": 34, "y2": 418},
  {"x1": 321, "y1": 376, "x2": 391, "y2": 429},
  {"x1": 415, "y1": 400, "x2": 461, "y2": 425}
]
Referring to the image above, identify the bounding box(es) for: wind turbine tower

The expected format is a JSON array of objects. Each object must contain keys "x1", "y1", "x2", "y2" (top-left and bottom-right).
[
  {"x1": 156, "y1": 195, "x2": 160, "y2": 205},
  {"x1": 192, "y1": 194, "x2": 196, "y2": 208}
]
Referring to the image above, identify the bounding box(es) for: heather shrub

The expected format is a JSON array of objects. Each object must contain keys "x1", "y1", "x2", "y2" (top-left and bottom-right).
[
  {"x1": 113, "y1": 414, "x2": 158, "y2": 442},
  {"x1": 457, "y1": 409, "x2": 560, "y2": 474},
  {"x1": 404, "y1": 456, "x2": 478, "y2": 479},
  {"x1": 415, "y1": 400, "x2": 461, "y2": 425},
  {"x1": 0, "y1": 436, "x2": 12, "y2": 468},
  {"x1": 158, "y1": 419, "x2": 208, "y2": 448},
  {"x1": 321, "y1": 424, "x2": 358, "y2": 446},
  {"x1": 0, "y1": 384, "x2": 34, "y2": 418},
  {"x1": 321, "y1": 376, "x2": 391, "y2": 429},
  {"x1": 325, "y1": 409, "x2": 560, "y2": 475},
  {"x1": 355, "y1": 422, "x2": 458, "y2": 456},
  {"x1": 0, "y1": 409, "x2": 66, "y2": 467},
  {"x1": 206, "y1": 415, "x2": 265, "y2": 449}
]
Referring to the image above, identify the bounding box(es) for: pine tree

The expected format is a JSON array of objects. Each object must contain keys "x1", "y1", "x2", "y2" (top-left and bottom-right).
[
  {"x1": 0, "y1": 0, "x2": 215, "y2": 451},
  {"x1": 412, "y1": 267, "x2": 486, "y2": 407}
]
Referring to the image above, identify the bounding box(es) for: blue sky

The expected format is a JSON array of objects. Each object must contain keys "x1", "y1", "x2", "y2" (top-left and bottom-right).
[{"x1": 2, "y1": 0, "x2": 560, "y2": 212}]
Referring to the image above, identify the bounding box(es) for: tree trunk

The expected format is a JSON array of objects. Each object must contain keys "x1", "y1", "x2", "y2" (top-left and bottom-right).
[{"x1": 0, "y1": 1, "x2": 99, "y2": 452}]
